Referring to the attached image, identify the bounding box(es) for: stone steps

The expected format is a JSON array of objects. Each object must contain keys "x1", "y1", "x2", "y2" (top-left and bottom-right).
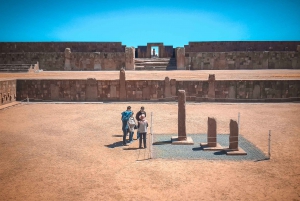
[
  {"x1": 135, "y1": 58, "x2": 176, "y2": 71},
  {"x1": 0, "y1": 64, "x2": 31, "y2": 72}
]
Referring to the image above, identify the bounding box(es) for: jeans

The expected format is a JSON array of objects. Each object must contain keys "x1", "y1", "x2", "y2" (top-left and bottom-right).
[
  {"x1": 129, "y1": 131, "x2": 134, "y2": 142},
  {"x1": 122, "y1": 128, "x2": 128, "y2": 145},
  {"x1": 137, "y1": 131, "x2": 140, "y2": 139},
  {"x1": 139, "y1": 132, "x2": 147, "y2": 148},
  {"x1": 122, "y1": 120, "x2": 128, "y2": 145}
]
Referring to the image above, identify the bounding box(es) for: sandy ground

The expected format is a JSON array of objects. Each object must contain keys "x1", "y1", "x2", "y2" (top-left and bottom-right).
[
  {"x1": 1, "y1": 69, "x2": 300, "y2": 81},
  {"x1": 0, "y1": 102, "x2": 299, "y2": 200}
]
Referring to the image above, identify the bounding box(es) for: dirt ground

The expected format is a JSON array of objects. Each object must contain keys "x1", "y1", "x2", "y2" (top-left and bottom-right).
[
  {"x1": 0, "y1": 69, "x2": 300, "y2": 81},
  {"x1": 0, "y1": 102, "x2": 299, "y2": 201}
]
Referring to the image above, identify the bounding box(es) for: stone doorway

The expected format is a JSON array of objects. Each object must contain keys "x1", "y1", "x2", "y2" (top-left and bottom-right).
[{"x1": 151, "y1": 46, "x2": 159, "y2": 58}]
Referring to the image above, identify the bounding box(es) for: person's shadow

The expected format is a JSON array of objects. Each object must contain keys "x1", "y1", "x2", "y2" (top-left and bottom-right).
[{"x1": 105, "y1": 141, "x2": 124, "y2": 148}]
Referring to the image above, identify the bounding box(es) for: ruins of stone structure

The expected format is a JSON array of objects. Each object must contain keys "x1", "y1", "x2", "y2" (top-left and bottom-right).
[{"x1": 1, "y1": 41, "x2": 299, "y2": 71}]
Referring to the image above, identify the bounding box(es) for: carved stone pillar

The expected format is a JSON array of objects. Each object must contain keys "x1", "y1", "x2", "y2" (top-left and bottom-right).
[
  {"x1": 208, "y1": 74, "x2": 215, "y2": 99},
  {"x1": 64, "y1": 48, "x2": 71, "y2": 71},
  {"x1": 94, "y1": 52, "x2": 101, "y2": 70},
  {"x1": 229, "y1": 119, "x2": 239, "y2": 150},
  {"x1": 164, "y1": 77, "x2": 171, "y2": 98},
  {"x1": 119, "y1": 68, "x2": 126, "y2": 101},
  {"x1": 125, "y1": 47, "x2": 135, "y2": 70},
  {"x1": 176, "y1": 47, "x2": 185, "y2": 70},
  {"x1": 177, "y1": 90, "x2": 187, "y2": 141}
]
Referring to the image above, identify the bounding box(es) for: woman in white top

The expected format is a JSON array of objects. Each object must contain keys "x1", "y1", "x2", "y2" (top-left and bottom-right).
[{"x1": 137, "y1": 114, "x2": 148, "y2": 149}]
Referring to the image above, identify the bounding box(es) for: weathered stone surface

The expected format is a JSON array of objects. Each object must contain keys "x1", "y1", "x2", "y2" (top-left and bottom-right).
[
  {"x1": 64, "y1": 48, "x2": 71, "y2": 71},
  {"x1": 208, "y1": 74, "x2": 215, "y2": 99},
  {"x1": 176, "y1": 47, "x2": 185, "y2": 70},
  {"x1": 164, "y1": 77, "x2": 171, "y2": 98},
  {"x1": 119, "y1": 68, "x2": 126, "y2": 101},
  {"x1": 50, "y1": 84, "x2": 59, "y2": 100},
  {"x1": 207, "y1": 117, "x2": 217, "y2": 147},
  {"x1": 253, "y1": 85, "x2": 261, "y2": 99},
  {"x1": 86, "y1": 78, "x2": 98, "y2": 101},
  {"x1": 94, "y1": 52, "x2": 101, "y2": 70},
  {"x1": 0, "y1": 80, "x2": 16, "y2": 105},
  {"x1": 178, "y1": 90, "x2": 186, "y2": 140},
  {"x1": 228, "y1": 85, "x2": 236, "y2": 99},
  {"x1": 125, "y1": 47, "x2": 135, "y2": 70},
  {"x1": 229, "y1": 119, "x2": 239, "y2": 150}
]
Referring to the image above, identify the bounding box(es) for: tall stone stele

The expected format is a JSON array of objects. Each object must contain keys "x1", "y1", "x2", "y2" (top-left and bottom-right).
[
  {"x1": 119, "y1": 68, "x2": 126, "y2": 101},
  {"x1": 208, "y1": 74, "x2": 215, "y2": 99},
  {"x1": 64, "y1": 48, "x2": 71, "y2": 71},
  {"x1": 125, "y1": 47, "x2": 135, "y2": 70},
  {"x1": 177, "y1": 90, "x2": 187, "y2": 140},
  {"x1": 176, "y1": 47, "x2": 185, "y2": 70}
]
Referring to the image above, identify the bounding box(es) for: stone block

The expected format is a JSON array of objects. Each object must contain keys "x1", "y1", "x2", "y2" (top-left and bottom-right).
[{"x1": 229, "y1": 119, "x2": 239, "y2": 150}]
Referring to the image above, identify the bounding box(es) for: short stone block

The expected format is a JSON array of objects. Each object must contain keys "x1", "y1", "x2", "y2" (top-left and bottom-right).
[
  {"x1": 171, "y1": 136, "x2": 194, "y2": 145},
  {"x1": 200, "y1": 142, "x2": 223, "y2": 151},
  {"x1": 224, "y1": 147, "x2": 247, "y2": 155}
]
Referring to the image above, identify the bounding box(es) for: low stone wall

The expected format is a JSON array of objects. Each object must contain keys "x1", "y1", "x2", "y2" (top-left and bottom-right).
[
  {"x1": 0, "y1": 80, "x2": 17, "y2": 105},
  {"x1": 16, "y1": 78, "x2": 300, "y2": 102},
  {"x1": 184, "y1": 41, "x2": 300, "y2": 52},
  {"x1": 0, "y1": 42, "x2": 125, "y2": 52},
  {"x1": 185, "y1": 51, "x2": 300, "y2": 70}
]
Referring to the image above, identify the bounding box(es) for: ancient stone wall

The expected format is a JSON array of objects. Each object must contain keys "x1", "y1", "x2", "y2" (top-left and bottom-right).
[
  {"x1": 0, "y1": 52, "x2": 126, "y2": 71},
  {"x1": 16, "y1": 79, "x2": 300, "y2": 102},
  {"x1": 0, "y1": 42, "x2": 125, "y2": 52},
  {"x1": 0, "y1": 80, "x2": 16, "y2": 105},
  {"x1": 68, "y1": 52, "x2": 125, "y2": 71},
  {"x1": 184, "y1": 41, "x2": 300, "y2": 52},
  {"x1": 185, "y1": 51, "x2": 300, "y2": 70},
  {"x1": 0, "y1": 52, "x2": 65, "y2": 71}
]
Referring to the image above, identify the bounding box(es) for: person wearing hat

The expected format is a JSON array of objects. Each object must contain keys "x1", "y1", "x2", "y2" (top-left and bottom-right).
[
  {"x1": 136, "y1": 106, "x2": 146, "y2": 140},
  {"x1": 121, "y1": 106, "x2": 132, "y2": 146},
  {"x1": 137, "y1": 114, "x2": 148, "y2": 149}
]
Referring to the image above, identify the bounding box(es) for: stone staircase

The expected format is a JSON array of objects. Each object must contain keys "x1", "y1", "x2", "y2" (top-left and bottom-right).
[
  {"x1": 0, "y1": 64, "x2": 32, "y2": 72},
  {"x1": 135, "y1": 58, "x2": 177, "y2": 70}
]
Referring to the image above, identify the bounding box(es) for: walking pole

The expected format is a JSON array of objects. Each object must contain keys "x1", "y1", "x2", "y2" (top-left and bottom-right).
[{"x1": 268, "y1": 130, "x2": 271, "y2": 159}]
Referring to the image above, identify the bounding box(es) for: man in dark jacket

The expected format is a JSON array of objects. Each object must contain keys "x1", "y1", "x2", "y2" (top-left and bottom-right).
[{"x1": 135, "y1": 106, "x2": 146, "y2": 140}]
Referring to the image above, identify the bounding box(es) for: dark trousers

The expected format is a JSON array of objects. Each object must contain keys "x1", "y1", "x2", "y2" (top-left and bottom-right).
[{"x1": 139, "y1": 132, "x2": 147, "y2": 148}]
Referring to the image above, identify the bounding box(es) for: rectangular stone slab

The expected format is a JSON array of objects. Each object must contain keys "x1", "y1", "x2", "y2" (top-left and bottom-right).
[
  {"x1": 200, "y1": 142, "x2": 223, "y2": 151},
  {"x1": 171, "y1": 136, "x2": 194, "y2": 145}
]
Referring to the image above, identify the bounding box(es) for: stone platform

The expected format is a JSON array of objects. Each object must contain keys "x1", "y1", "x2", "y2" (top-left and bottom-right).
[
  {"x1": 153, "y1": 134, "x2": 266, "y2": 160},
  {"x1": 171, "y1": 136, "x2": 194, "y2": 145}
]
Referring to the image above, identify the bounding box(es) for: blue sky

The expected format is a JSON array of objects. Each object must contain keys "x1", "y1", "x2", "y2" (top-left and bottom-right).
[{"x1": 0, "y1": 0, "x2": 299, "y2": 47}]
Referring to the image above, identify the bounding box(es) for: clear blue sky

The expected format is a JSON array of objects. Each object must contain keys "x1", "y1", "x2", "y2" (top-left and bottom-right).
[{"x1": 0, "y1": 0, "x2": 299, "y2": 47}]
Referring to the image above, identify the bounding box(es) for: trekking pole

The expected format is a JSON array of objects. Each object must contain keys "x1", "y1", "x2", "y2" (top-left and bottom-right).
[
  {"x1": 150, "y1": 112, "x2": 153, "y2": 159},
  {"x1": 238, "y1": 112, "x2": 240, "y2": 136},
  {"x1": 268, "y1": 130, "x2": 271, "y2": 159}
]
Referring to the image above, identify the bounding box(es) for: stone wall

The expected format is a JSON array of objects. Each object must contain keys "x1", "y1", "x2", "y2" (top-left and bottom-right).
[
  {"x1": 0, "y1": 42, "x2": 125, "y2": 52},
  {"x1": 0, "y1": 80, "x2": 17, "y2": 105},
  {"x1": 0, "y1": 52, "x2": 126, "y2": 71},
  {"x1": 185, "y1": 51, "x2": 300, "y2": 70},
  {"x1": 67, "y1": 52, "x2": 125, "y2": 71},
  {"x1": 16, "y1": 79, "x2": 300, "y2": 102},
  {"x1": 0, "y1": 52, "x2": 65, "y2": 71},
  {"x1": 184, "y1": 41, "x2": 300, "y2": 52}
]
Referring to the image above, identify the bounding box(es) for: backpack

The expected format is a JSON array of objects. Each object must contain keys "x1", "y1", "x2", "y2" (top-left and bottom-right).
[{"x1": 121, "y1": 111, "x2": 132, "y2": 122}]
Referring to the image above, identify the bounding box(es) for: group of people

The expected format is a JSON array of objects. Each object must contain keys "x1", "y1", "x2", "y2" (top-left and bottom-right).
[{"x1": 121, "y1": 106, "x2": 148, "y2": 148}]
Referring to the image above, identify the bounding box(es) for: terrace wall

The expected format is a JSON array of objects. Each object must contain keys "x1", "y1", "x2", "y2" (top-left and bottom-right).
[
  {"x1": 16, "y1": 79, "x2": 300, "y2": 102},
  {"x1": 0, "y1": 80, "x2": 17, "y2": 105},
  {"x1": 185, "y1": 51, "x2": 300, "y2": 70}
]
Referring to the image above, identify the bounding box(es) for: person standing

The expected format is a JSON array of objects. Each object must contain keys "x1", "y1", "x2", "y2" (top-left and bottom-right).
[
  {"x1": 136, "y1": 106, "x2": 146, "y2": 140},
  {"x1": 121, "y1": 106, "x2": 132, "y2": 146},
  {"x1": 127, "y1": 112, "x2": 136, "y2": 144},
  {"x1": 138, "y1": 114, "x2": 148, "y2": 149}
]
